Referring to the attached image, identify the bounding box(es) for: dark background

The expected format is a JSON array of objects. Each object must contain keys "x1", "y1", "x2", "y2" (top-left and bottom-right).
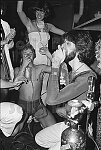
[
  {"x1": 3, "y1": 0, "x2": 101, "y2": 31},
  {"x1": 3, "y1": 0, "x2": 74, "y2": 31}
]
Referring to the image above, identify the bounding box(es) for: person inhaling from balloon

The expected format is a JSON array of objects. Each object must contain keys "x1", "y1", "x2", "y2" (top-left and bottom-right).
[{"x1": 35, "y1": 30, "x2": 98, "y2": 150}]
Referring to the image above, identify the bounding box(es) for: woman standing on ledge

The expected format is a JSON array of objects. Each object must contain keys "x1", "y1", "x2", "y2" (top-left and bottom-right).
[{"x1": 17, "y1": 0, "x2": 65, "y2": 65}]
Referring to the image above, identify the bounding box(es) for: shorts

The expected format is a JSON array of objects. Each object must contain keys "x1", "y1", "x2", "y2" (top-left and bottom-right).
[{"x1": 18, "y1": 99, "x2": 48, "y2": 119}]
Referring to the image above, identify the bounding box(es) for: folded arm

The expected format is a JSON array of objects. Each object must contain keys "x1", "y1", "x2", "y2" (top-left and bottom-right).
[
  {"x1": 46, "y1": 68, "x2": 89, "y2": 105},
  {"x1": 45, "y1": 45, "x2": 89, "y2": 105}
]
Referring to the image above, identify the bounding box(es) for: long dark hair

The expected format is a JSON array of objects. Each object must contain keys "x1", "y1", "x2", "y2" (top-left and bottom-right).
[{"x1": 61, "y1": 30, "x2": 96, "y2": 66}]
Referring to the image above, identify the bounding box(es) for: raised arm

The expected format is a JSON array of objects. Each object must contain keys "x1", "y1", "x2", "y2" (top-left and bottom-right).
[
  {"x1": 47, "y1": 23, "x2": 65, "y2": 35},
  {"x1": 14, "y1": 53, "x2": 31, "y2": 84},
  {"x1": 46, "y1": 68, "x2": 90, "y2": 105},
  {"x1": 17, "y1": 1, "x2": 29, "y2": 27},
  {"x1": 45, "y1": 47, "x2": 92, "y2": 105}
]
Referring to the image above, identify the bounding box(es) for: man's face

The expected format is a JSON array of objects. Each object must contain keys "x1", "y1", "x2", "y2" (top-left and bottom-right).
[
  {"x1": 61, "y1": 40, "x2": 76, "y2": 58},
  {"x1": 36, "y1": 10, "x2": 45, "y2": 21},
  {"x1": 23, "y1": 49, "x2": 35, "y2": 61}
]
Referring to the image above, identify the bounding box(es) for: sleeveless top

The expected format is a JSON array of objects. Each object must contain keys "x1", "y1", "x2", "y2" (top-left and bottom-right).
[{"x1": 26, "y1": 19, "x2": 50, "y2": 65}]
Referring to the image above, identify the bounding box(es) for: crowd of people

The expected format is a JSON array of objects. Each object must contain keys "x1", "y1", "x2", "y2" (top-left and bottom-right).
[{"x1": 0, "y1": 0, "x2": 101, "y2": 150}]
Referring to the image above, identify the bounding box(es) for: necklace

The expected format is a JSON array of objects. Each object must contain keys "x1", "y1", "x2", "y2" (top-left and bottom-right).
[
  {"x1": 35, "y1": 21, "x2": 48, "y2": 47},
  {"x1": 36, "y1": 21, "x2": 44, "y2": 31}
]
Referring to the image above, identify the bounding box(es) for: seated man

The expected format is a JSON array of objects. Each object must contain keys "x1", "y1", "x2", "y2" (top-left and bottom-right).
[
  {"x1": 15, "y1": 43, "x2": 56, "y2": 128},
  {"x1": 35, "y1": 30, "x2": 98, "y2": 150}
]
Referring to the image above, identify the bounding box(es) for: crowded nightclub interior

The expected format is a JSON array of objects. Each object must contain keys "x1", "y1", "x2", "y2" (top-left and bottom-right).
[{"x1": 0, "y1": 0, "x2": 101, "y2": 150}]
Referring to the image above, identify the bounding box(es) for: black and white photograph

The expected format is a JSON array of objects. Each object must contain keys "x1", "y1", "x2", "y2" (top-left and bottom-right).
[{"x1": 0, "y1": 0, "x2": 101, "y2": 150}]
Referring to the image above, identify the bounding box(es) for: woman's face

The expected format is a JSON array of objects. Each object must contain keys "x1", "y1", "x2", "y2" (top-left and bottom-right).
[{"x1": 36, "y1": 10, "x2": 45, "y2": 21}]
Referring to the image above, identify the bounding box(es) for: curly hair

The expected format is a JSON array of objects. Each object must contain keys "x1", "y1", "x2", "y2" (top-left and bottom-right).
[
  {"x1": 61, "y1": 30, "x2": 76, "y2": 45},
  {"x1": 62, "y1": 30, "x2": 96, "y2": 66},
  {"x1": 21, "y1": 43, "x2": 36, "y2": 56},
  {"x1": 28, "y1": 0, "x2": 55, "y2": 21},
  {"x1": 20, "y1": 43, "x2": 36, "y2": 65},
  {"x1": 76, "y1": 31, "x2": 96, "y2": 65},
  {"x1": 95, "y1": 34, "x2": 101, "y2": 69}
]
